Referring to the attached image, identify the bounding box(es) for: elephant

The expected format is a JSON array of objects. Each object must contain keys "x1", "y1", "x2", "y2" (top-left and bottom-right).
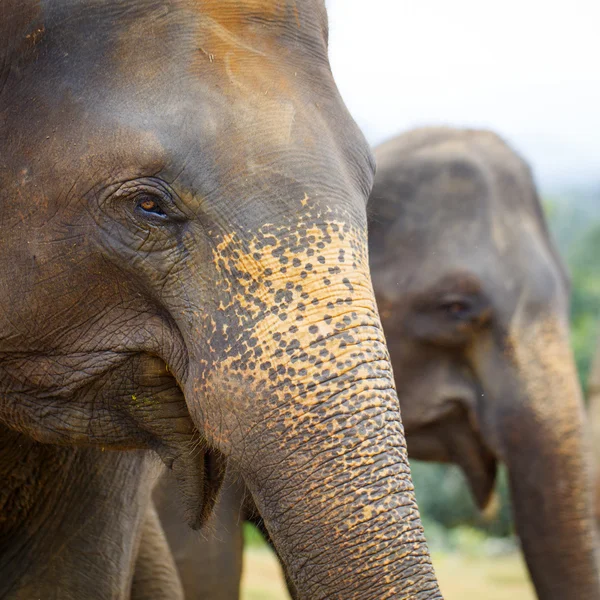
[
  {"x1": 131, "y1": 500, "x2": 186, "y2": 600},
  {"x1": 155, "y1": 127, "x2": 600, "y2": 600},
  {"x1": 0, "y1": 1, "x2": 442, "y2": 599},
  {"x1": 369, "y1": 127, "x2": 599, "y2": 599}
]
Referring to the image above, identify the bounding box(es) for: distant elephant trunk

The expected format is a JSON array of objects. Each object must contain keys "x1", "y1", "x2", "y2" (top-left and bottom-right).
[
  {"x1": 180, "y1": 214, "x2": 441, "y2": 598},
  {"x1": 475, "y1": 315, "x2": 600, "y2": 599}
]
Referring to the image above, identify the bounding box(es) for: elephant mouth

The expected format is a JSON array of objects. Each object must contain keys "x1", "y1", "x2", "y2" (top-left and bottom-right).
[
  {"x1": 159, "y1": 434, "x2": 228, "y2": 530},
  {"x1": 405, "y1": 408, "x2": 498, "y2": 510},
  {"x1": 137, "y1": 356, "x2": 228, "y2": 529},
  {"x1": 195, "y1": 445, "x2": 228, "y2": 527}
]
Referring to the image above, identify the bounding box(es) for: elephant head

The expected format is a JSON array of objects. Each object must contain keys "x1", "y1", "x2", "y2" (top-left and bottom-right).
[
  {"x1": 369, "y1": 127, "x2": 600, "y2": 599},
  {"x1": 0, "y1": 2, "x2": 441, "y2": 597}
]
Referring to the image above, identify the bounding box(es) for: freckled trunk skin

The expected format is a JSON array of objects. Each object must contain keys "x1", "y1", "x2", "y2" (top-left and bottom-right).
[
  {"x1": 242, "y1": 367, "x2": 436, "y2": 599},
  {"x1": 494, "y1": 320, "x2": 600, "y2": 599},
  {"x1": 183, "y1": 208, "x2": 442, "y2": 598}
]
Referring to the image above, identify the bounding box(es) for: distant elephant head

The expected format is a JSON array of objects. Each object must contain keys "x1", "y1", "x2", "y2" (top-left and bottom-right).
[
  {"x1": 0, "y1": 2, "x2": 441, "y2": 597},
  {"x1": 369, "y1": 127, "x2": 600, "y2": 599}
]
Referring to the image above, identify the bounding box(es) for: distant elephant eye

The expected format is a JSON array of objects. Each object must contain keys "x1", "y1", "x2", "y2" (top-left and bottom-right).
[
  {"x1": 135, "y1": 194, "x2": 167, "y2": 218},
  {"x1": 439, "y1": 299, "x2": 471, "y2": 319}
]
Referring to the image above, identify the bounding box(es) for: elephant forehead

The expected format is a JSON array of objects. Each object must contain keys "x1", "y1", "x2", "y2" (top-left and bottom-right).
[
  {"x1": 114, "y1": 0, "x2": 325, "y2": 87},
  {"x1": 192, "y1": 0, "x2": 327, "y2": 45},
  {"x1": 193, "y1": 0, "x2": 300, "y2": 31},
  {"x1": 188, "y1": 0, "x2": 325, "y2": 103},
  {"x1": 104, "y1": 1, "x2": 330, "y2": 170}
]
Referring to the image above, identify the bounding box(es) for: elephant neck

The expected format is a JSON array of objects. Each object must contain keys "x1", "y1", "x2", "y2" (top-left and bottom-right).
[{"x1": 0, "y1": 426, "x2": 151, "y2": 599}]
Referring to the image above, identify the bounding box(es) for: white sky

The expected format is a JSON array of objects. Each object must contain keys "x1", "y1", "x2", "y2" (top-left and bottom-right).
[{"x1": 326, "y1": 0, "x2": 600, "y2": 190}]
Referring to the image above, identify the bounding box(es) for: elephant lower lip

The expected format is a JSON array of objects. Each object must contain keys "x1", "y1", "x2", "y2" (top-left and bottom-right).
[
  {"x1": 446, "y1": 419, "x2": 497, "y2": 509},
  {"x1": 406, "y1": 412, "x2": 497, "y2": 510},
  {"x1": 194, "y1": 446, "x2": 228, "y2": 529},
  {"x1": 451, "y1": 435, "x2": 497, "y2": 510},
  {"x1": 162, "y1": 437, "x2": 228, "y2": 531}
]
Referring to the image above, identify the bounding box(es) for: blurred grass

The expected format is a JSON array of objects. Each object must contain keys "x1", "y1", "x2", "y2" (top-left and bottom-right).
[
  {"x1": 430, "y1": 553, "x2": 535, "y2": 600},
  {"x1": 241, "y1": 547, "x2": 289, "y2": 600},
  {"x1": 240, "y1": 525, "x2": 536, "y2": 600}
]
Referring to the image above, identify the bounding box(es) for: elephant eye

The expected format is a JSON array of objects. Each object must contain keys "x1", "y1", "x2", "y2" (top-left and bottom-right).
[{"x1": 135, "y1": 194, "x2": 167, "y2": 219}]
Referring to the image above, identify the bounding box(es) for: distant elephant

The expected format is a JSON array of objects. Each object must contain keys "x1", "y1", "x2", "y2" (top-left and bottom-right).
[
  {"x1": 156, "y1": 127, "x2": 600, "y2": 600},
  {"x1": 0, "y1": 1, "x2": 442, "y2": 599},
  {"x1": 369, "y1": 127, "x2": 599, "y2": 599}
]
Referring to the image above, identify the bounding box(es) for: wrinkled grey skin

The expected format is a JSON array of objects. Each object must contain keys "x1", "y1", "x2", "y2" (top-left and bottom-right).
[
  {"x1": 152, "y1": 473, "x2": 290, "y2": 600},
  {"x1": 131, "y1": 499, "x2": 185, "y2": 600},
  {"x1": 0, "y1": 425, "x2": 171, "y2": 600},
  {"x1": 157, "y1": 127, "x2": 600, "y2": 600},
  {"x1": 0, "y1": 2, "x2": 441, "y2": 599}
]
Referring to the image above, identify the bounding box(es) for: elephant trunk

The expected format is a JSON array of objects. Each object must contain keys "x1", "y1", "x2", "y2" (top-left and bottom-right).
[
  {"x1": 187, "y1": 326, "x2": 440, "y2": 599},
  {"x1": 479, "y1": 315, "x2": 600, "y2": 599},
  {"x1": 246, "y1": 344, "x2": 438, "y2": 598},
  {"x1": 180, "y1": 215, "x2": 441, "y2": 598}
]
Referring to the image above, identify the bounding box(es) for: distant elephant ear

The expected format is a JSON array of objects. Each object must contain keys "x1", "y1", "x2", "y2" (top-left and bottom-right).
[{"x1": 158, "y1": 440, "x2": 227, "y2": 530}]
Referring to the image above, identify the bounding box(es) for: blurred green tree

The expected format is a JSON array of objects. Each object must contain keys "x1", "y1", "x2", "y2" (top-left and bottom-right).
[{"x1": 567, "y1": 222, "x2": 600, "y2": 385}]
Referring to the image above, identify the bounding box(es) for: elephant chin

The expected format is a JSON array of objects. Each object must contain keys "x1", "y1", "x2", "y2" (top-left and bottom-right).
[{"x1": 406, "y1": 413, "x2": 497, "y2": 510}]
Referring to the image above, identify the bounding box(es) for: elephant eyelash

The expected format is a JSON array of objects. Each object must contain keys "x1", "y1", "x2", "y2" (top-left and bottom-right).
[{"x1": 107, "y1": 178, "x2": 186, "y2": 226}]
